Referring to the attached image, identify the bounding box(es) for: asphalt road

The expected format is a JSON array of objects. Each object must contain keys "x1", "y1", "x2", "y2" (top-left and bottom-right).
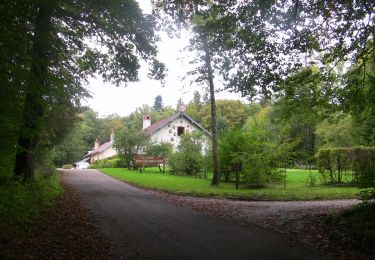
[{"x1": 62, "y1": 169, "x2": 330, "y2": 260}]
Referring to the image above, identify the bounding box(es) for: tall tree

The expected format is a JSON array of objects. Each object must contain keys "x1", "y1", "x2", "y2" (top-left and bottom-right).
[
  {"x1": 153, "y1": 2, "x2": 238, "y2": 185},
  {"x1": 341, "y1": 42, "x2": 375, "y2": 146},
  {"x1": 192, "y1": 90, "x2": 202, "y2": 111},
  {"x1": 223, "y1": 1, "x2": 374, "y2": 98},
  {"x1": 2, "y1": 0, "x2": 165, "y2": 179},
  {"x1": 153, "y1": 95, "x2": 164, "y2": 111}
]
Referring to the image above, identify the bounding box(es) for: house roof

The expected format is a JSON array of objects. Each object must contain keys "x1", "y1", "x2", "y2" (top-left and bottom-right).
[
  {"x1": 86, "y1": 141, "x2": 113, "y2": 157},
  {"x1": 78, "y1": 157, "x2": 90, "y2": 163},
  {"x1": 143, "y1": 112, "x2": 212, "y2": 137}
]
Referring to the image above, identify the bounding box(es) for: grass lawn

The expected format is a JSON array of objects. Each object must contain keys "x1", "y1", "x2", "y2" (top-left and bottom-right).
[{"x1": 99, "y1": 168, "x2": 359, "y2": 201}]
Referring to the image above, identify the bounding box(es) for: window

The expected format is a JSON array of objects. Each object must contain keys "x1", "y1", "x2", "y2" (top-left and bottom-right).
[{"x1": 177, "y1": 126, "x2": 185, "y2": 136}]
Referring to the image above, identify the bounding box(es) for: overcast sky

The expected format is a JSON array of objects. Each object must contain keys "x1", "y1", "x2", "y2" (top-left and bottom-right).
[{"x1": 83, "y1": 1, "x2": 245, "y2": 117}]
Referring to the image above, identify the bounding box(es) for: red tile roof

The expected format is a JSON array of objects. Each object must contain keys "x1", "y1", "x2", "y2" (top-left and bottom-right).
[
  {"x1": 87, "y1": 141, "x2": 113, "y2": 156},
  {"x1": 143, "y1": 114, "x2": 176, "y2": 135}
]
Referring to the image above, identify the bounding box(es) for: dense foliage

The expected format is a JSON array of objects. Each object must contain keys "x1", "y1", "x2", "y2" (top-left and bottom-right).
[
  {"x1": 219, "y1": 108, "x2": 284, "y2": 187},
  {"x1": 0, "y1": 173, "x2": 61, "y2": 243},
  {"x1": 317, "y1": 147, "x2": 375, "y2": 202},
  {"x1": 168, "y1": 132, "x2": 206, "y2": 176},
  {"x1": 0, "y1": 0, "x2": 165, "y2": 180},
  {"x1": 114, "y1": 128, "x2": 149, "y2": 169}
]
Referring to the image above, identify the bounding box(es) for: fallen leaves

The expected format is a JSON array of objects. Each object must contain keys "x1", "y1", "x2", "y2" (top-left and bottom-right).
[{"x1": 0, "y1": 173, "x2": 116, "y2": 260}]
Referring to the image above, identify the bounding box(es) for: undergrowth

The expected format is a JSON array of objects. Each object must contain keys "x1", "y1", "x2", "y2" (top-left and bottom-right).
[
  {"x1": 330, "y1": 202, "x2": 375, "y2": 255},
  {"x1": 0, "y1": 173, "x2": 62, "y2": 243}
]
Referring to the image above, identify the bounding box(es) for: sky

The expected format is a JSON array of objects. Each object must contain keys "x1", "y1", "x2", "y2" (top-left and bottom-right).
[{"x1": 82, "y1": 1, "x2": 245, "y2": 117}]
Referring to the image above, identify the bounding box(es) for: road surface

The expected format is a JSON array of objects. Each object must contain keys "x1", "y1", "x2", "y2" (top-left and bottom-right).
[{"x1": 61, "y1": 169, "x2": 330, "y2": 260}]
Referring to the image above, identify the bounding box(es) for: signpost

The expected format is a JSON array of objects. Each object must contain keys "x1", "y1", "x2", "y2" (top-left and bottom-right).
[
  {"x1": 133, "y1": 156, "x2": 166, "y2": 173},
  {"x1": 231, "y1": 163, "x2": 242, "y2": 189}
]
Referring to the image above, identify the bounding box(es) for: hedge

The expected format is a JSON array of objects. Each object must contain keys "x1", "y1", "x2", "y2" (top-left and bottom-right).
[
  {"x1": 317, "y1": 147, "x2": 375, "y2": 202},
  {"x1": 89, "y1": 157, "x2": 126, "y2": 169}
]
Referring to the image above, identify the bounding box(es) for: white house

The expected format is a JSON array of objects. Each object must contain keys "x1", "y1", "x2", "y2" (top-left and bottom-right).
[
  {"x1": 84, "y1": 131, "x2": 117, "y2": 163},
  {"x1": 143, "y1": 111, "x2": 211, "y2": 151},
  {"x1": 82, "y1": 109, "x2": 211, "y2": 163}
]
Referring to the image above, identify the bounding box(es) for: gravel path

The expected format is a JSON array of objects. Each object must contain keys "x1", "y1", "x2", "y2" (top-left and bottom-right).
[
  {"x1": 0, "y1": 170, "x2": 364, "y2": 259},
  {"x1": 150, "y1": 191, "x2": 362, "y2": 259},
  {"x1": 63, "y1": 169, "x2": 331, "y2": 260}
]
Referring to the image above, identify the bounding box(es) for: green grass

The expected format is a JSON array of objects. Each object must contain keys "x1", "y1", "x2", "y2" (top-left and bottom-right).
[
  {"x1": 0, "y1": 173, "x2": 62, "y2": 242},
  {"x1": 99, "y1": 168, "x2": 359, "y2": 201}
]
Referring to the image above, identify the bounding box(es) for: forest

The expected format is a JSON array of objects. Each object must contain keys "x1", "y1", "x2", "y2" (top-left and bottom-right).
[{"x1": 0, "y1": 0, "x2": 374, "y2": 257}]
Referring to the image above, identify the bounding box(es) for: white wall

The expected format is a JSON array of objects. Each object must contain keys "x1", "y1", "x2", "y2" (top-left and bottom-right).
[
  {"x1": 91, "y1": 146, "x2": 117, "y2": 162},
  {"x1": 150, "y1": 116, "x2": 210, "y2": 152}
]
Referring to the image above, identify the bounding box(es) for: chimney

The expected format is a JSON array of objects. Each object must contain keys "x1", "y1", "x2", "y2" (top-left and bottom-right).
[
  {"x1": 143, "y1": 115, "x2": 151, "y2": 129},
  {"x1": 94, "y1": 138, "x2": 99, "y2": 150},
  {"x1": 178, "y1": 100, "x2": 186, "y2": 112},
  {"x1": 110, "y1": 129, "x2": 115, "y2": 143}
]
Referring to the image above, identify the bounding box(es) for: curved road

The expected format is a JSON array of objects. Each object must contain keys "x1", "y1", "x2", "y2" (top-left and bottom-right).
[{"x1": 62, "y1": 169, "x2": 330, "y2": 260}]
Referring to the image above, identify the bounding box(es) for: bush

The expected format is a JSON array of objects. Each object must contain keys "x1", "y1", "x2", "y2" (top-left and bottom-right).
[
  {"x1": 107, "y1": 158, "x2": 125, "y2": 168},
  {"x1": 168, "y1": 132, "x2": 205, "y2": 176},
  {"x1": 0, "y1": 174, "x2": 61, "y2": 242},
  {"x1": 219, "y1": 127, "x2": 283, "y2": 187},
  {"x1": 147, "y1": 142, "x2": 172, "y2": 157},
  {"x1": 331, "y1": 203, "x2": 375, "y2": 255},
  {"x1": 357, "y1": 165, "x2": 375, "y2": 203},
  {"x1": 305, "y1": 171, "x2": 318, "y2": 187},
  {"x1": 317, "y1": 147, "x2": 375, "y2": 203},
  {"x1": 89, "y1": 157, "x2": 125, "y2": 168},
  {"x1": 62, "y1": 164, "x2": 73, "y2": 169}
]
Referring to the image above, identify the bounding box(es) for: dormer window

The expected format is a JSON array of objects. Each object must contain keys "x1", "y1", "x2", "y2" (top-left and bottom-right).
[{"x1": 177, "y1": 126, "x2": 185, "y2": 136}]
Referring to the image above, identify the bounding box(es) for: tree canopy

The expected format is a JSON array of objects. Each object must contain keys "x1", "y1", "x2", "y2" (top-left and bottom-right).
[{"x1": 0, "y1": 0, "x2": 165, "y2": 179}]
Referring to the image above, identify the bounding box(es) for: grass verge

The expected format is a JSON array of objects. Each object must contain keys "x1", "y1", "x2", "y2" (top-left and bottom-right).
[
  {"x1": 99, "y1": 168, "x2": 359, "y2": 200},
  {"x1": 0, "y1": 173, "x2": 62, "y2": 243}
]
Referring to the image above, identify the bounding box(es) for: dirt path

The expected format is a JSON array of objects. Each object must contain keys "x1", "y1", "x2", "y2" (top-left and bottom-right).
[{"x1": 62, "y1": 169, "x2": 330, "y2": 260}]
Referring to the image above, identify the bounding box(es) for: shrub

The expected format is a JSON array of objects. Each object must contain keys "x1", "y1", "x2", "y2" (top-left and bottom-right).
[
  {"x1": 317, "y1": 147, "x2": 375, "y2": 183},
  {"x1": 219, "y1": 127, "x2": 283, "y2": 187},
  {"x1": 317, "y1": 147, "x2": 375, "y2": 203},
  {"x1": 106, "y1": 158, "x2": 125, "y2": 168},
  {"x1": 147, "y1": 142, "x2": 172, "y2": 157},
  {"x1": 357, "y1": 165, "x2": 375, "y2": 203},
  {"x1": 331, "y1": 203, "x2": 375, "y2": 255},
  {"x1": 89, "y1": 157, "x2": 125, "y2": 168},
  {"x1": 168, "y1": 132, "x2": 205, "y2": 176},
  {"x1": 305, "y1": 171, "x2": 318, "y2": 187},
  {"x1": 62, "y1": 164, "x2": 73, "y2": 169},
  {"x1": 0, "y1": 173, "x2": 61, "y2": 242}
]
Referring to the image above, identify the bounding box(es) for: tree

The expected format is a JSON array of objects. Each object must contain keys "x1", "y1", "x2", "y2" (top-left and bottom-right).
[
  {"x1": 199, "y1": 100, "x2": 247, "y2": 133},
  {"x1": 154, "y1": 2, "x2": 242, "y2": 185},
  {"x1": 316, "y1": 116, "x2": 355, "y2": 149},
  {"x1": 341, "y1": 42, "x2": 375, "y2": 146},
  {"x1": 147, "y1": 142, "x2": 172, "y2": 157},
  {"x1": 192, "y1": 90, "x2": 202, "y2": 111},
  {"x1": 153, "y1": 95, "x2": 164, "y2": 111},
  {"x1": 2, "y1": 0, "x2": 165, "y2": 179},
  {"x1": 51, "y1": 122, "x2": 90, "y2": 167},
  {"x1": 114, "y1": 128, "x2": 149, "y2": 169},
  {"x1": 271, "y1": 66, "x2": 334, "y2": 163},
  {"x1": 220, "y1": 1, "x2": 374, "y2": 98},
  {"x1": 176, "y1": 98, "x2": 184, "y2": 111},
  {"x1": 168, "y1": 132, "x2": 205, "y2": 176}
]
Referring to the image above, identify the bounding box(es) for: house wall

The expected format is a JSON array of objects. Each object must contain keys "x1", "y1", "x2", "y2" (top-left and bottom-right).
[
  {"x1": 150, "y1": 116, "x2": 210, "y2": 152},
  {"x1": 91, "y1": 146, "x2": 117, "y2": 162}
]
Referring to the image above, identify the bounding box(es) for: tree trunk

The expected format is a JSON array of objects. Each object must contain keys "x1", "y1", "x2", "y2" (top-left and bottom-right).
[
  {"x1": 14, "y1": 1, "x2": 55, "y2": 179},
  {"x1": 203, "y1": 41, "x2": 221, "y2": 186}
]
